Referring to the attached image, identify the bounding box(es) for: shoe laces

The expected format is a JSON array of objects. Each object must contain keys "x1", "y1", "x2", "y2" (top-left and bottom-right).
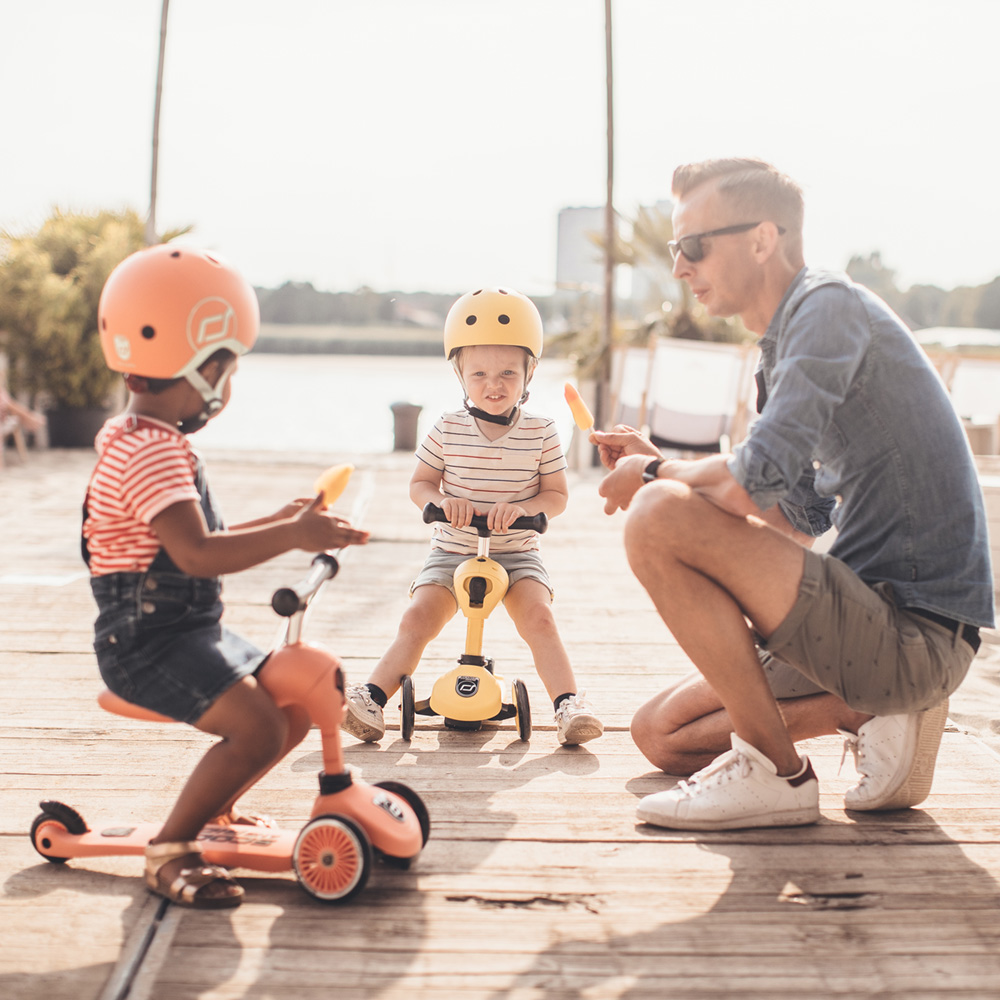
[
  {"x1": 555, "y1": 691, "x2": 591, "y2": 719},
  {"x1": 349, "y1": 684, "x2": 376, "y2": 711},
  {"x1": 837, "y1": 729, "x2": 859, "y2": 776},
  {"x1": 676, "y1": 748, "x2": 750, "y2": 797}
]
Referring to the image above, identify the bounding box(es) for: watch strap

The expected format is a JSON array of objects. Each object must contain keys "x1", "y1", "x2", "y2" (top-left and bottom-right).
[{"x1": 642, "y1": 458, "x2": 664, "y2": 484}]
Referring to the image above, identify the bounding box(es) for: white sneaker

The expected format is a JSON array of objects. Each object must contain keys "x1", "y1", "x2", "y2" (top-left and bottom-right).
[
  {"x1": 554, "y1": 692, "x2": 604, "y2": 746},
  {"x1": 341, "y1": 684, "x2": 386, "y2": 742},
  {"x1": 636, "y1": 734, "x2": 820, "y2": 831},
  {"x1": 840, "y1": 698, "x2": 948, "y2": 811}
]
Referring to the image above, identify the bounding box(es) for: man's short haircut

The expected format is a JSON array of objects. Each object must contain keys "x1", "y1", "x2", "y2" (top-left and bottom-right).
[{"x1": 672, "y1": 158, "x2": 804, "y2": 258}]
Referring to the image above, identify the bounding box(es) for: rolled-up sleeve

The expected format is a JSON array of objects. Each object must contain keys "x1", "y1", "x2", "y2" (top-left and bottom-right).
[{"x1": 728, "y1": 281, "x2": 869, "y2": 524}]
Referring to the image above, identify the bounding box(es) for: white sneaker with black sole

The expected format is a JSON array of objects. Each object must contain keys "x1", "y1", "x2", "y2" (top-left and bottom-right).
[
  {"x1": 840, "y1": 698, "x2": 948, "y2": 811},
  {"x1": 341, "y1": 683, "x2": 386, "y2": 742},
  {"x1": 636, "y1": 733, "x2": 820, "y2": 831}
]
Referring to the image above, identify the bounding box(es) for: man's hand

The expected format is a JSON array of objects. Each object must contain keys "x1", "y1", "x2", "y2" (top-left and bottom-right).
[
  {"x1": 590, "y1": 425, "x2": 661, "y2": 470},
  {"x1": 597, "y1": 453, "x2": 654, "y2": 515}
]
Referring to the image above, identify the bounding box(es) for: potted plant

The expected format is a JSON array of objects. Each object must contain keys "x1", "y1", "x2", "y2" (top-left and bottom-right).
[{"x1": 0, "y1": 209, "x2": 186, "y2": 446}]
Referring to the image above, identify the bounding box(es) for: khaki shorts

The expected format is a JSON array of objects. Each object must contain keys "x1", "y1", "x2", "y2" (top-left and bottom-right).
[
  {"x1": 410, "y1": 547, "x2": 553, "y2": 601},
  {"x1": 759, "y1": 549, "x2": 976, "y2": 715}
]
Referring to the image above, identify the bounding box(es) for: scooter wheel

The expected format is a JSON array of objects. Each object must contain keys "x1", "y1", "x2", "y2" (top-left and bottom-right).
[
  {"x1": 30, "y1": 801, "x2": 88, "y2": 864},
  {"x1": 372, "y1": 780, "x2": 431, "y2": 847},
  {"x1": 293, "y1": 814, "x2": 372, "y2": 903},
  {"x1": 513, "y1": 679, "x2": 531, "y2": 742},
  {"x1": 400, "y1": 674, "x2": 415, "y2": 741}
]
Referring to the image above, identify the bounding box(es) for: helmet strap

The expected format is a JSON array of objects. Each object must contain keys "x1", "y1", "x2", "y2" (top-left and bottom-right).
[
  {"x1": 179, "y1": 366, "x2": 232, "y2": 434},
  {"x1": 465, "y1": 400, "x2": 519, "y2": 426}
]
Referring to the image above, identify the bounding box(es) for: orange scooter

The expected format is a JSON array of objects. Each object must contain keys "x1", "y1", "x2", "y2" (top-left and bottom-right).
[{"x1": 30, "y1": 467, "x2": 429, "y2": 904}]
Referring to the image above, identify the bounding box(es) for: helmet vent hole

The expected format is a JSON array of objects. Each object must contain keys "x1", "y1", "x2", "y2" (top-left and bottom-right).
[
  {"x1": 498, "y1": 314, "x2": 510, "y2": 325},
  {"x1": 472, "y1": 289, "x2": 483, "y2": 296},
  {"x1": 499, "y1": 288, "x2": 508, "y2": 294},
  {"x1": 170, "y1": 251, "x2": 181, "y2": 258},
  {"x1": 141, "y1": 325, "x2": 156, "y2": 340},
  {"x1": 465, "y1": 315, "x2": 477, "y2": 326}
]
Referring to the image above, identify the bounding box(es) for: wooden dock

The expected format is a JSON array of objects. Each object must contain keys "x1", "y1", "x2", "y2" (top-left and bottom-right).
[{"x1": 2, "y1": 447, "x2": 999, "y2": 999}]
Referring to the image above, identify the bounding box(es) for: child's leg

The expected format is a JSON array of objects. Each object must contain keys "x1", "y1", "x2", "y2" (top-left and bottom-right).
[
  {"x1": 503, "y1": 579, "x2": 575, "y2": 700},
  {"x1": 147, "y1": 676, "x2": 297, "y2": 904},
  {"x1": 210, "y1": 703, "x2": 311, "y2": 824},
  {"x1": 505, "y1": 579, "x2": 604, "y2": 746},
  {"x1": 367, "y1": 584, "x2": 457, "y2": 698}
]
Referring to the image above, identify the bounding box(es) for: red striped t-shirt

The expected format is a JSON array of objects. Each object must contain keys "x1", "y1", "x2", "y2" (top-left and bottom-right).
[{"x1": 83, "y1": 415, "x2": 201, "y2": 576}]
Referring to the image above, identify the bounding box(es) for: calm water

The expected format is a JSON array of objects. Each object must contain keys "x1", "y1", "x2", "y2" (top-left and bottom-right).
[{"x1": 194, "y1": 353, "x2": 577, "y2": 458}]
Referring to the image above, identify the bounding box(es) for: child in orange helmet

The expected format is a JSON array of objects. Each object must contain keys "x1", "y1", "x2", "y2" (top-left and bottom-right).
[
  {"x1": 83, "y1": 245, "x2": 369, "y2": 909},
  {"x1": 341, "y1": 287, "x2": 603, "y2": 747}
]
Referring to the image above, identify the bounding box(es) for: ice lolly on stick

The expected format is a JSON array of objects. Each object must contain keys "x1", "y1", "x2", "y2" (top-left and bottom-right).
[
  {"x1": 564, "y1": 382, "x2": 594, "y2": 432},
  {"x1": 313, "y1": 463, "x2": 355, "y2": 508}
]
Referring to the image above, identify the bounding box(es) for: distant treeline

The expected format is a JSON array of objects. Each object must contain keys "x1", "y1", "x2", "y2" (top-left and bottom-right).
[
  {"x1": 254, "y1": 282, "x2": 559, "y2": 328},
  {"x1": 256, "y1": 260, "x2": 1000, "y2": 333},
  {"x1": 847, "y1": 253, "x2": 1000, "y2": 330}
]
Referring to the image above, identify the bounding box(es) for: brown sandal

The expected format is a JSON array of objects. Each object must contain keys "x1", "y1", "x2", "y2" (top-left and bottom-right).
[
  {"x1": 208, "y1": 810, "x2": 277, "y2": 829},
  {"x1": 145, "y1": 841, "x2": 244, "y2": 909}
]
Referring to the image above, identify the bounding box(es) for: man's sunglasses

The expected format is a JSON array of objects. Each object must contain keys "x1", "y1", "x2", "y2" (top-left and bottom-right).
[{"x1": 667, "y1": 222, "x2": 786, "y2": 264}]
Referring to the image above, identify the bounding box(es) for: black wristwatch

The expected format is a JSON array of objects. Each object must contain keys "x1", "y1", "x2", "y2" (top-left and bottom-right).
[{"x1": 641, "y1": 458, "x2": 665, "y2": 484}]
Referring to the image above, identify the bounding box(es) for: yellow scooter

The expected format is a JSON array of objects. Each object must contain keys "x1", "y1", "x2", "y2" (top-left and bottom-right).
[{"x1": 400, "y1": 503, "x2": 547, "y2": 741}]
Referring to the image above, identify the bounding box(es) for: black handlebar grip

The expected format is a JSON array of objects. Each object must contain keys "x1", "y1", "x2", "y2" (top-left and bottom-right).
[
  {"x1": 422, "y1": 502, "x2": 547, "y2": 535},
  {"x1": 271, "y1": 552, "x2": 340, "y2": 617}
]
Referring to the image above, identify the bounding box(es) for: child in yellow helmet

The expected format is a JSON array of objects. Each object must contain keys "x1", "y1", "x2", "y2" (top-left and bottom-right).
[{"x1": 342, "y1": 287, "x2": 603, "y2": 746}]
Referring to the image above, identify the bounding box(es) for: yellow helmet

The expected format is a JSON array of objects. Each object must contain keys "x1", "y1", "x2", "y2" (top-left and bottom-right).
[{"x1": 443, "y1": 287, "x2": 543, "y2": 361}]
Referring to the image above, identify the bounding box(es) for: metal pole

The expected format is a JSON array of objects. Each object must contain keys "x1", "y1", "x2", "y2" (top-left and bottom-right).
[
  {"x1": 599, "y1": 0, "x2": 615, "y2": 435},
  {"x1": 146, "y1": 0, "x2": 170, "y2": 246}
]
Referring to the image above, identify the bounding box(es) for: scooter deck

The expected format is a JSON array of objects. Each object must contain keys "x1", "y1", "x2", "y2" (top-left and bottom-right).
[{"x1": 36, "y1": 820, "x2": 297, "y2": 873}]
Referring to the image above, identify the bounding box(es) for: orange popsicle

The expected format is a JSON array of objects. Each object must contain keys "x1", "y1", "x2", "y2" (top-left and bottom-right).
[
  {"x1": 564, "y1": 382, "x2": 594, "y2": 431},
  {"x1": 313, "y1": 463, "x2": 355, "y2": 508}
]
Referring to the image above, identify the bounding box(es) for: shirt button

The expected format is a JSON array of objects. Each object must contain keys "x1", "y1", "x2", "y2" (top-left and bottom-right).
[{"x1": 141, "y1": 602, "x2": 156, "y2": 614}]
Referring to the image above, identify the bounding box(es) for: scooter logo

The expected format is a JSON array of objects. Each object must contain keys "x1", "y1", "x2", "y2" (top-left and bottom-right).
[
  {"x1": 455, "y1": 675, "x2": 479, "y2": 698},
  {"x1": 187, "y1": 297, "x2": 237, "y2": 352},
  {"x1": 372, "y1": 792, "x2": 406, "y2": 823}
]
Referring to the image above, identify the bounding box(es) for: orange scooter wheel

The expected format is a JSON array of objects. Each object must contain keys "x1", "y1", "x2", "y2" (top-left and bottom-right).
[{"x1": 292, "y1": 814, "x2": 372, "y2": 903}]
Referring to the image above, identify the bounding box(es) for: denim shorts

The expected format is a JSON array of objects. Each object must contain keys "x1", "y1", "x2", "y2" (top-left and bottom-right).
[
  {"x1": 759, "y1": 549, "x2": 976, "y2": 715},
  {"x1": 91, "y1": 570, "x2": 266, "y2": 725},
  {"x1": 411, "y1": 547, "x2": 554, "y2": 601}
]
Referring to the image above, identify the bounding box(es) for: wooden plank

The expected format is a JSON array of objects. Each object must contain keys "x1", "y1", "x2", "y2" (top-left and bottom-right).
[{"x1": 2, "y1": 448, "x2": 999, "y2": 1000}]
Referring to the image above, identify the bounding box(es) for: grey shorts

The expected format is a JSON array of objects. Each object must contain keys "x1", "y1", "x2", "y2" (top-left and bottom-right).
[
  {"x1": 411, "y1": 547, "x2": 553, "y2": 601},
  {"x1": 759, "y1": 549, "x2": 976, "y2": 715}
]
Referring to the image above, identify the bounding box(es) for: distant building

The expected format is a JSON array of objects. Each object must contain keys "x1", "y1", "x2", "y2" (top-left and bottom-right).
[
  {"x1": 554, "y1": 201, "x2": 679, "y2": 324},
  {"x1": 555, "y1": 206, "x2": 607, "y2": 295}
]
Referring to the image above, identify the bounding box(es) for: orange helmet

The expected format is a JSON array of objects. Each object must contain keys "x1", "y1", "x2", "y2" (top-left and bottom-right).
[
  {"x1": 98, "y1": 245, "x2": 259, "y2": 379},
  {"x1": 443, "y1": 287, "x2": 543, "y2": 361}
]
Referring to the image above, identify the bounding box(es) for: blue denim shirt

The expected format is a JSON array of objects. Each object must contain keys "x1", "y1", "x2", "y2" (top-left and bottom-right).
[{"x1": 729, "y1": 267, "x2": 995, "y2": 628}]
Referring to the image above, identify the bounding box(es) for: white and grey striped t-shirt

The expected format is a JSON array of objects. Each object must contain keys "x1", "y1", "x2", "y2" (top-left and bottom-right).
[{"x1": 415, "y1": 409, "x2": 567, "y2": 554}]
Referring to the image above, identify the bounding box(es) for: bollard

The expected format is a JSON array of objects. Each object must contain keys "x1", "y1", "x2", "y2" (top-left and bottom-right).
[{"x1": 390, "y1": 402, "x2": 423, "y2": 452}]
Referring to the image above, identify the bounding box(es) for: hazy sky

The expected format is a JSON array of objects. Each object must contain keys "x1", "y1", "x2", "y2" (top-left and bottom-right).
[{"x1": 4, "y1": 0, "x2": 999, "y2": 297}]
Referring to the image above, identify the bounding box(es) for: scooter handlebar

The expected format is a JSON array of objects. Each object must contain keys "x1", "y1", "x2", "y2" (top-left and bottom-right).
[
  {"x1": 271, "y1": 551, "x2": 340, "y2": 617},
  {"x1": 422, "y1": 502, "x2": 547, "y2": 536}
]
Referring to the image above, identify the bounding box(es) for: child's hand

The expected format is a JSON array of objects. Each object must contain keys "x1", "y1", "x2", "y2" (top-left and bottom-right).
[
  {"x1": 487, "y1": 502, "x2": 527, "y2": 533},
  {"x1": 293, "y1": 496, "x2": 370, "y2": 551},
  {"x1": 273, "y1": 497, "x2": 315, "y2": 521},
  {"x1": 440, "y1": 497, "x2": 477, "y2": 530}
]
